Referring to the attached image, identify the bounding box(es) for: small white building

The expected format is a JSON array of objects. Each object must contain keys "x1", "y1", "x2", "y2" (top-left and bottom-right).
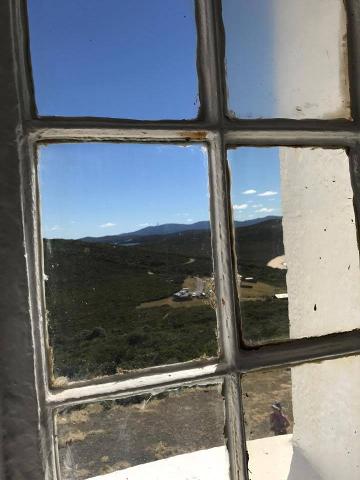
[{"x1": 274, "y1": 293, "x2": 288, "y2": 299}]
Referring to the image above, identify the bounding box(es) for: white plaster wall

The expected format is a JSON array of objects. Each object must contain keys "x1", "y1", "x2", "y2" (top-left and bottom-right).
[
  {"x1": 291, "y1": 357, "x2": 360, "y2": 480},
  {"x1": 88, "y1": 436, "x2": 323, "y2": 480},
  {"x1": 274, "y1": 0, "x2": 350, "y2": 119},
  {"x1": 280, "y1": 147, "x2": 360, "y2": 339},
  {"x1": 89, "y1": 446, "x2": 230, "y2": 480},
  {"x1": 247, "y1": 434, "x2": 322, "y2": 480},
  {"x1": 280, "y1": 147, "x2": 360, "y2": 478}
]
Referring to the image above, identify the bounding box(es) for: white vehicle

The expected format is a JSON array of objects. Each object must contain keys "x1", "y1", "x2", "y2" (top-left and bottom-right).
[
  {"x1": 192, "y1": 291, "x2": 206, "y2": 298},
  {"x1": 173, "y1": 288, "x2": 192, "y2": 301}
]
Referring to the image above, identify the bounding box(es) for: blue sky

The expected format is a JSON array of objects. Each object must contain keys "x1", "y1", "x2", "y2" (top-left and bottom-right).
[
  {"x1": 27, "y1": 0, "x2": 276, "y2": 119},
  {"x1": 39, "y1": 144, "x2": 210, "y2": 239},
  {"x1": 27, "y1": 0, "x2": 198, "y2": 119},
  {"x1": 228, "y1": 147, "x2": 282, "y2": 222},
  {"x1": 223, "y1": 0, "x2": 275, "y2": 117},
  {"x1": 29, "y1": 1, "x2": 281, "y2": 239},
  {"x1": 39, "y1": 144, "x2": 282, "y2": 239}
]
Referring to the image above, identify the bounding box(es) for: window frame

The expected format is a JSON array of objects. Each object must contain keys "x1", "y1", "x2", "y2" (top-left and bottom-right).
[{"x1": 2, "y1": 0, "x2": 360, "y2": 479}]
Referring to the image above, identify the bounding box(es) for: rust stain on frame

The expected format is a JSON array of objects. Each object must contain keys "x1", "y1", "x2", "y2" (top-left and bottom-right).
[{"x1": 180, "y1": 130, "x2": 207, "y2": 141}]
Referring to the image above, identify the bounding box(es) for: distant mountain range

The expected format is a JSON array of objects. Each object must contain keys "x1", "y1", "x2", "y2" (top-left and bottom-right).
[{"x1": 80, "y1": 216, "x2": 280, "y2": 244}]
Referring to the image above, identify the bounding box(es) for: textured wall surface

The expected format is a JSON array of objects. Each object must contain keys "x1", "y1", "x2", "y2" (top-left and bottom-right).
[
  {"x1": 281, "y1": 147, "x2": 360, "y2": 478},
  {"x1": 281, "y1": 147, "x2": 360, "y2": 339},
  {"x1": 274, "y1": 0, "x2": 350, "y2": 119},
  {"x1": 292, "y1": 357, "x2": 360, "y2": 479}
]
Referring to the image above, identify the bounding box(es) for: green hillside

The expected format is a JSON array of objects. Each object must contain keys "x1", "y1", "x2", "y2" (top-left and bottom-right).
[
  {"x1": 44, "y1": 218, "x2": 288, "y2": 381},
  {"x1": 44, "y1": 239, "x2": 217, "y2": 380}
]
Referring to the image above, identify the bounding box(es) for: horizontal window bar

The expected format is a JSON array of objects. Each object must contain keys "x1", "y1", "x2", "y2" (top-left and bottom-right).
[
  {"x1": 46, "y1": 363, "x2": 227, "y2": 408},
  {"x1": 29, "y1": 129, "x2": 360, "y2": 148},
  {"x1": 48, "y1": 357, "x2": 220, "y2": 392},
  {"x1": 28, "y1": 123, "x2": 214, "y2": 143},
  {"x1": 29, "y1": 122, "x2": 360, "y2": 147},
  {"x1": 225, "y1": 129, "x2": 360, "y2": 147},
  {"x1": 237, "y1": 329, "x2": 360, "y2": 372},
  {"x1": 46, "y1": 328, "x2": 360, "y2": 408}
]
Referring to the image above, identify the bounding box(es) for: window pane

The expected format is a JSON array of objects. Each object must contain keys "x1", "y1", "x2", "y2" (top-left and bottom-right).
[
  {"x1": 39, "y1": 144, "x2": 217, "y2": 382},
  {"x1": 27, "y1": 0, "x2": 198, "y2": 119},
  {"x1": 280, "y1": 148, "x2": 360, "y2": 339},
  {"x1": 228, "y1": 147, "x2": 289, "y2": 345},
  {"x1": 242, "y1": 357, "x2": 360, "y2": 479},
  {"x1": 228, "y1": 147, "x2": 360, "y2": 344},
  {"x1": 56, "y1": 384, "x2": 230, "y2": 480},
  {"x1": 223, "y1": 0, "x2": 350, "y2": 119}
]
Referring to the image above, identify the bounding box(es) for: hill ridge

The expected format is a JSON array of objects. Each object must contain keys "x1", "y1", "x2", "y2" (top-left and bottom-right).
[{"x1": 80, "y1": 215, "x2": 281, "y2": 244}]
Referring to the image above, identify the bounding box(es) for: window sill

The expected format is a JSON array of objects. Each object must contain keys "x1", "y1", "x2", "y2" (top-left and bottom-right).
[{"x1": 88, "y1": 434, "x2": 322, "y2": 480}]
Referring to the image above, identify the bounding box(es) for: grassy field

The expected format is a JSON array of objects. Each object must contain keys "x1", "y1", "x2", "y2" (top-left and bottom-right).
[
  {"x1": 242, "y1": 368, "x2": 293, "y2": 439},
  {"x1": 44, "y1": 238, "x2": 217, "y2": 380},
  {"x1": 45, "y1": 219, "x2": 291, "y2": 479},
  {"x1": 240, "y1": 299, "x2": 289, "y2": 344},
  {"x1": 44, "y1": 219, "x2": 289, "y2": 381},
  {"x1": 57, "y1": 386, "x2": 225, "y2": 479},
  {"x1": 57, "y1": 368, "x2": 292, "y2": 479}
]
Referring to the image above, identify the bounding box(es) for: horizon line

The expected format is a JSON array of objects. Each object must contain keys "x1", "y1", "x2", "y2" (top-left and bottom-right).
[{"x1": 43, "y1": 215, "x2": 282, "y2": 241}]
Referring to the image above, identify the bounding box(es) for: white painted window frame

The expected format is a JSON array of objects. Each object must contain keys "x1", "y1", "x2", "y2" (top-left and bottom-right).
[{"x1": 2, "y1": 1, "x2": 360, "y2": 479}]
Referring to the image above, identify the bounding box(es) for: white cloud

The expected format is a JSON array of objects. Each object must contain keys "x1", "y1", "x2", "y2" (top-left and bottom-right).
[
  {"x1": 138, "y1": 222, "x2": 150, "y2": 228},
  {"x1": 252, "y1": 204, "x2": 263, "y2": 208},
  {"x1": 186, "y1": 218, "x2": 193, "y2": 223},
  {"x1": 255, "y1": 208, "x2": 275, "y2": 213},
  {"x1": 50, "y1": 225, "x2": 61, "y2": 231},
  {"x1": 99, "y1": 222, "x2": 116, "y2": 228},
  {"x1": 233, "y1": 204, "x2": 248, "y2": 210},
  {"x1": 258, "y1": 191, "x2": 278, "y2": 197},
  {"x1": 242, "y1": 189, "x2": 257, "y2": 195}
]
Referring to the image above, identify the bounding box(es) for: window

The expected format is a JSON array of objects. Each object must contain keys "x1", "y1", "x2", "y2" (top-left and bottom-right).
[{"x1": 2, "y1": 1, "x2": 360, "y2": 479}]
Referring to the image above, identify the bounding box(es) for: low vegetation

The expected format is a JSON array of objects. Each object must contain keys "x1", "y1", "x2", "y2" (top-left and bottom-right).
[
  {"x1": 240, "y1": 299, "x2": 289, "y2": 344},
  {"x1": 44, "y1": 238, "x2": 216, "y2": 380},
  {"x1": 44, "y1": 218, "x2": 288, "y2": 381}
]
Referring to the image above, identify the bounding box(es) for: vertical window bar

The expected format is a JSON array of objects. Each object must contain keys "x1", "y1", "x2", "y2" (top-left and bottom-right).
[
  {"x1": 224, "y1": 374, "x2": 249, "y2": 480},
  {"x1": 208, "y1": 134, "x2": 240, "y2": 366},
  {"x1": 14, "y1": 1, "x2": 57, "y2": 478},
  {"x1": 13, "y1": 0, "x2": 36, "y2": 120},
  {"x1": 1, "y1": 1, "x2": 53, "y2": 479},
  {"x1": 196, "y1": 0, "x2": 223, "y2": 123},
  {"x1": 199, "y1": 1, "x2": 249, "y2": 479}
]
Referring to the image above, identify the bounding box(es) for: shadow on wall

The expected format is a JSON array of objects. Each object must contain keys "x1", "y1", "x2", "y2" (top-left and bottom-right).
[{"x1": 287, "y1": 446, "x2": 322, "y2": 480}]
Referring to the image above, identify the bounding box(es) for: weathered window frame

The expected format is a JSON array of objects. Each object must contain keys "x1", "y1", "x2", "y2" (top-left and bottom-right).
[{"x1": 2, "y1": 1, "x2": 360, "y2": 479}]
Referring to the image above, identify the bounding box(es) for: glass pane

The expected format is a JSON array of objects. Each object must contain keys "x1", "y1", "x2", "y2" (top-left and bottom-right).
[
  {"x1": 242, "y1": 357, "x2": 360, "y2": 480},
  {"x1": 27, "y1": 0, "x2": 198, "y2": 119},
  {"x1": 228, "y1": 147, "x2": 289, "y2": 345},
  {"x1": 223, "y1": 0, "x2": 350, "y2": 119},
  {"x1": 242, "y1": 368, "x2": 293, "y2": 441},
  {"x1": 39, "y1": 144, "x2": 217, "y2": 382},
  {"x1": 229, "y1": 147, "x2": 360, "y2": 344},
  {"x1": 280, "y1": 147, "x2": 360, "y2": 339},
  {"x1": 56, "y1": 384, "x2": 230, "y2": 480}
]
